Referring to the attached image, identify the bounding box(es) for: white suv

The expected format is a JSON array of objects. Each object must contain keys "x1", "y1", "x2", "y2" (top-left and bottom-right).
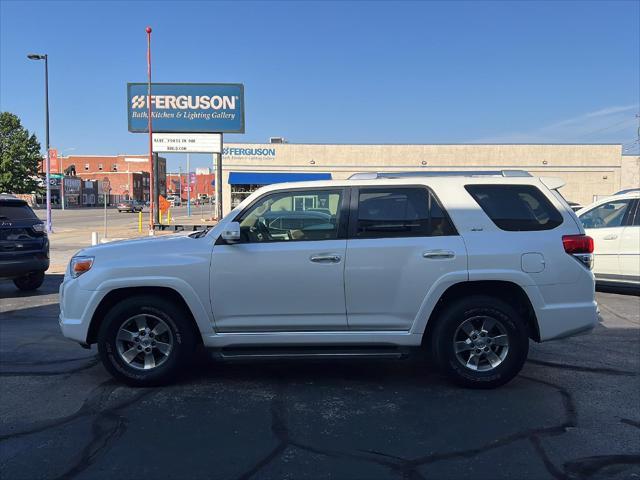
[{"x1": 59, "y1": 171, "x2": 598, "y2": 388}]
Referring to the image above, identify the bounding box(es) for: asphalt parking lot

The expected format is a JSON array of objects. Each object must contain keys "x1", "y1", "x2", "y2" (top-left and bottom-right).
[{"x1": 0, "y1": 275, "x2": 638, "y2": 480}]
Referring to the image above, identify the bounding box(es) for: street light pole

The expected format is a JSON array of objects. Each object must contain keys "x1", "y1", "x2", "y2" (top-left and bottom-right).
[{"x1": 28, "y1": 53, "x2": 52, "y2": 233}]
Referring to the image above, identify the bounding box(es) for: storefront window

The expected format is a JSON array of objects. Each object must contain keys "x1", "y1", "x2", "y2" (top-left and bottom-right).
[{"x1": 231, "y1": 184, "x2": 262, "y2": 208}]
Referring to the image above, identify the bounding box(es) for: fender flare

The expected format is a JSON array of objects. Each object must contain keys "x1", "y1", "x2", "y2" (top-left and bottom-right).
[
  {"x1": 410, "y1": 270, "x2": 540, "y2": 335},
  {"x1": 87, "y1": 276, "x2": 214, "y2": 339}
]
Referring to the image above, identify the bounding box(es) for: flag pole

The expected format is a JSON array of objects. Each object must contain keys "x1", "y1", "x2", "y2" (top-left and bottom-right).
[{"x1": 146, "y1": 26, "x2": 154, "y2": 233}]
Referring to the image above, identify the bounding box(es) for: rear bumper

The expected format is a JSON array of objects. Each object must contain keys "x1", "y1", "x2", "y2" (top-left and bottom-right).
[
  {"x1": 526, "y1": 283, "x2": 599, "y2": 341},
  {"x1": 0, "y1": 256, "x2": 49, "y2": 278},
  {"x1": 536, "y1": 302, "x2": 598, "y2": 341}
]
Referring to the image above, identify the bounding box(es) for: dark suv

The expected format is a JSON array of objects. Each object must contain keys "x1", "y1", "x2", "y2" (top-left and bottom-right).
[{"x1": 0, "y1": 195, "x2": 49, "y2": 290}]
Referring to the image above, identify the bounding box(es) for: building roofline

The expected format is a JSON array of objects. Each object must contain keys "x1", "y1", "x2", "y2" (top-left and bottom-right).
[
  {"x1": 61, "y1": 154, "x2": 146, "y2": 157},
  {"x1": 224, "y1": 142, "x2": 622, "y2": 147}
]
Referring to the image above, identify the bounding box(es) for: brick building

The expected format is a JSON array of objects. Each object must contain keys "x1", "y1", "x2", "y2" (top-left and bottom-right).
[
  {"x1": 56, "y1": 155, "x2": 167, "y2": 203},
  {"x1": 166, "y1": 168, "x2": 215, "y2": 201}
]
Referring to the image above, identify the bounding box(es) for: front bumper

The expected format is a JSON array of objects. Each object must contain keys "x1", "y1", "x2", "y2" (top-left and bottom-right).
[{"x1": 58, "y1": 276, "x2": 98, "y2": 344}]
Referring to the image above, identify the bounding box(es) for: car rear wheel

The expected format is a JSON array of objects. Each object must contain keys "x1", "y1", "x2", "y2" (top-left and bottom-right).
[
  {"x1": 97, "y1": 295, "x2": 197, "y2": 386},
  {"x1": 13, "y1": 271, "x2": 45, "y2": 291},
  {"x1": 431, "y1": 295, "x2": 529, "y2": 389}
]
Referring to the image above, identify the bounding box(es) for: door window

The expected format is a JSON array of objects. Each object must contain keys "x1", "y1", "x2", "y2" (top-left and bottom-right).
[
  {"x1": 354, "y1": 187, "x2": 456, "y2": 238},
  {"x1": 579, "y1": 200, "x2": 632, "y2": 229},
  {"x1": 236, "y1": 189, "x2": 344, "y2": 243}
]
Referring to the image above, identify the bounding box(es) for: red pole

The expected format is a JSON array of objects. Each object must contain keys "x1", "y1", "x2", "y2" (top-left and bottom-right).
[{"x1": 146, "y1": 26, "x2": 153, "y2": 231}]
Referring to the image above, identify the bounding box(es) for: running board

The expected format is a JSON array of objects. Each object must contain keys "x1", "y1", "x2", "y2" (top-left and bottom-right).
[{"x1": 214, "y1": 346, "x2": 410, "y2": 361}]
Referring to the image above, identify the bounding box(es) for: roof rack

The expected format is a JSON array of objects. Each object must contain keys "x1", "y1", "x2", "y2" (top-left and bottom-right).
[{"x1": 348, "y1": 169, "x2": 532, "y2": 180}]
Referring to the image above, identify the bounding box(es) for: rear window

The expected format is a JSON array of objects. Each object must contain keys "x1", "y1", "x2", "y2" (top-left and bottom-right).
[
  {"x1": 355, "y1": 187, "x2": 457, "y2": 238},
  {"x1": 465, "y1": 184, "x2": 563, "y2": 231},
  {"x1": 0, "y1": 203, "x2": 38, "y2": 221}
]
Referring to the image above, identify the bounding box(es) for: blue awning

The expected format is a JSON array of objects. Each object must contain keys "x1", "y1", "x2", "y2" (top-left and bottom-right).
[{"x1": 228, "y1": 172, "x2": 332, "y2": 185}]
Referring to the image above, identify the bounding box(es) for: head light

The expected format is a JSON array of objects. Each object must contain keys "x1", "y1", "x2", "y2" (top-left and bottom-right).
[
  {"x1": 70, "y1": 256, "x2": 94, "y2": 278},
  {"x1": 32, "y1": 223, "x2": 46, "y2": 233}
]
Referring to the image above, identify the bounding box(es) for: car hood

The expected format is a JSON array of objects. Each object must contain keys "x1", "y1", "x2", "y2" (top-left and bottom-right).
[{"x1": 76, "y1": 232, "x2": 194, "y2": 258}]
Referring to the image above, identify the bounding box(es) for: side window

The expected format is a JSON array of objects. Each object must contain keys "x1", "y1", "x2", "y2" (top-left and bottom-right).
[
  {"x1": 465, "y1": 184, "x2": 563, "y2": 231},
  {"x1": 579, "y1": 199, "x2": 631, "y2": 229},
  {"x1": 355, "y1": 187, "x2": 456, "y2": 239},
  {"x1": 236, "y1": 189, "x2": 343, "y2": 243}
]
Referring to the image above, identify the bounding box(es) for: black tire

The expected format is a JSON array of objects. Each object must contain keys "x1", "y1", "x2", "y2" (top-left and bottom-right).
[
  {"x1": 13, "y1": 271, "x2": 45, "y2": 291},
  {"x1": 97, "y1": 295, "x2": 197, "y2": 386},
  {"x1": 430, "y1": 295, "x2": 529, "y2": 389}
]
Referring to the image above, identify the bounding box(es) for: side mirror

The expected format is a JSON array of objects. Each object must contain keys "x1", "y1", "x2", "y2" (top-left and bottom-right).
[{"x1": 221, "y1": 222, "x2": 241, "y2": 243}]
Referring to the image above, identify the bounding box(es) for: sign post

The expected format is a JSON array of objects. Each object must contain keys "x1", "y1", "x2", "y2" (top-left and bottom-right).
[
  {"x1": 102, "y1": 179, "x2": 110, "y2": 239},
  {"x1": 216, "y1": 135, "x2": 223, "y2": 220},
  {"x1": 187, "y1": 153, "x2": 191, "y2": 217},
  {"x1": 145, "y1": 27, "x2": 154, "y2": 233},
  {"x1": 60, "y1": 175, "x2": 65, "y2": 210}
]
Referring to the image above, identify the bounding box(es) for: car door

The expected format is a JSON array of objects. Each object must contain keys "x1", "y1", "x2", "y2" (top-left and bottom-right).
[
  {"x1": 344, "y1": 186, "x2": 467, "y2": 331},
  {"x1": 578, "y1": 198, "x2": 634, "y2": 280},
  {"x1": 618, "y1": 200, "x2": 640, "y2": 282},
  {"x1": 210, "y1": 187, "x2": 349, "y2": 332}
]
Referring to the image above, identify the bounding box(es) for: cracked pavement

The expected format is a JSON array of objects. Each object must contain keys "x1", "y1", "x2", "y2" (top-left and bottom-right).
[{"x1": 1, "y1": 275, "x2": 639, "y2": 480}]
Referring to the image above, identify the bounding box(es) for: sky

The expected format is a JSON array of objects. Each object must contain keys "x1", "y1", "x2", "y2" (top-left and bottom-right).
[{"x1": 1, "y1": 0, "x2": 639, "y2": 171}]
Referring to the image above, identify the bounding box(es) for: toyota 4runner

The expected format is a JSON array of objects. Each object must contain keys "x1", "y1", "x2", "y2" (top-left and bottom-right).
[{"x1": 59, "y1": 171, "x2": 597, "y2": 388}]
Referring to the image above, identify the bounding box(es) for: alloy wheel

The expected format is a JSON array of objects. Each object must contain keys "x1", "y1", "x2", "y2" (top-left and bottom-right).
[
  {"x1": 453, "y1": 315, "x2": 509, "y2": 372},
  {"x1": 115, "y1": 314, "x2": 174, "y2": 370}
]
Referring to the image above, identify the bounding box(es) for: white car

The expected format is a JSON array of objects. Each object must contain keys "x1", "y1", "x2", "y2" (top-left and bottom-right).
[
  {"x1": 576, "y1": 191, "x2": 640, "y2": 287},
  {"x1": 166, "y1": 195, "x2": 181, "y2": 207},
  {"x1": 59, "y1": 171, "x2": 597, "y2": 388}
]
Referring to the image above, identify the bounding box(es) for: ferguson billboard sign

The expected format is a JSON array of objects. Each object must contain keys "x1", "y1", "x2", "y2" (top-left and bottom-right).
[{"x1": 127, "y1": 83, "x2": 245, "y2": 133}]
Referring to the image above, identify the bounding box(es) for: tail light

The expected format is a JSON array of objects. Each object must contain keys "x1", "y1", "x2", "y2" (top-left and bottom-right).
[{"x1": 562, "y1": 234, "x2": 594, "y2": 269}]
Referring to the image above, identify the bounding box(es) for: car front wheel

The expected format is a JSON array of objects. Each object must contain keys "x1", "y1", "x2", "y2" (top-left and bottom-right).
[
  {"x1": 97, "y1": 295, "x2": 197, "y2": 386},
  {"x1": 13, "y1": 271, "x2": 45, "y2": 291},
  {"x1": 431, "y1": 295, "x2": 529, "y2": 389}
]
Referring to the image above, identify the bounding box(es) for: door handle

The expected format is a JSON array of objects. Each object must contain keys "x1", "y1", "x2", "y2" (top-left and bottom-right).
[
  {"x1": 423, "y1": 250, "x2": 455, "y2": 260},
  {"x1": 310, "y1": 254, "x2": 342, "y2": 263},
  {"x1": 603, "y1": 234, "x2": 618, "y2": 240}
]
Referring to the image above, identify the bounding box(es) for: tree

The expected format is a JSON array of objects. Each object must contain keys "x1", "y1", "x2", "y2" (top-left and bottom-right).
[{"x1": 0, "y1": 112, "x2": 42, "y2": 194}]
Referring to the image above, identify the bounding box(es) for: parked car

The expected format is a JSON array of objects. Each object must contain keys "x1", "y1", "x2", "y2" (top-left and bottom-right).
[
  {"x1": 166, "y1": 195, "x2": 181, "y2": 207},
  {"x1": 576, "y1": 191, "x2": 639, "y2": 287},
  {"x1": 614, "y1": 188, "x2": 640, "y2": 196},
  {"x1": 59, "y1": 171, "x2": 597, "y2": 388},
  {"x1": 567, "y1": 201, "x2": 583, "y2": 212},
  {"x1": 0, "y1": 194, "x2": 49, "y2": 290},
  {"x1": 117, "y1": 200, "x2": 144, "y2": 213}
]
